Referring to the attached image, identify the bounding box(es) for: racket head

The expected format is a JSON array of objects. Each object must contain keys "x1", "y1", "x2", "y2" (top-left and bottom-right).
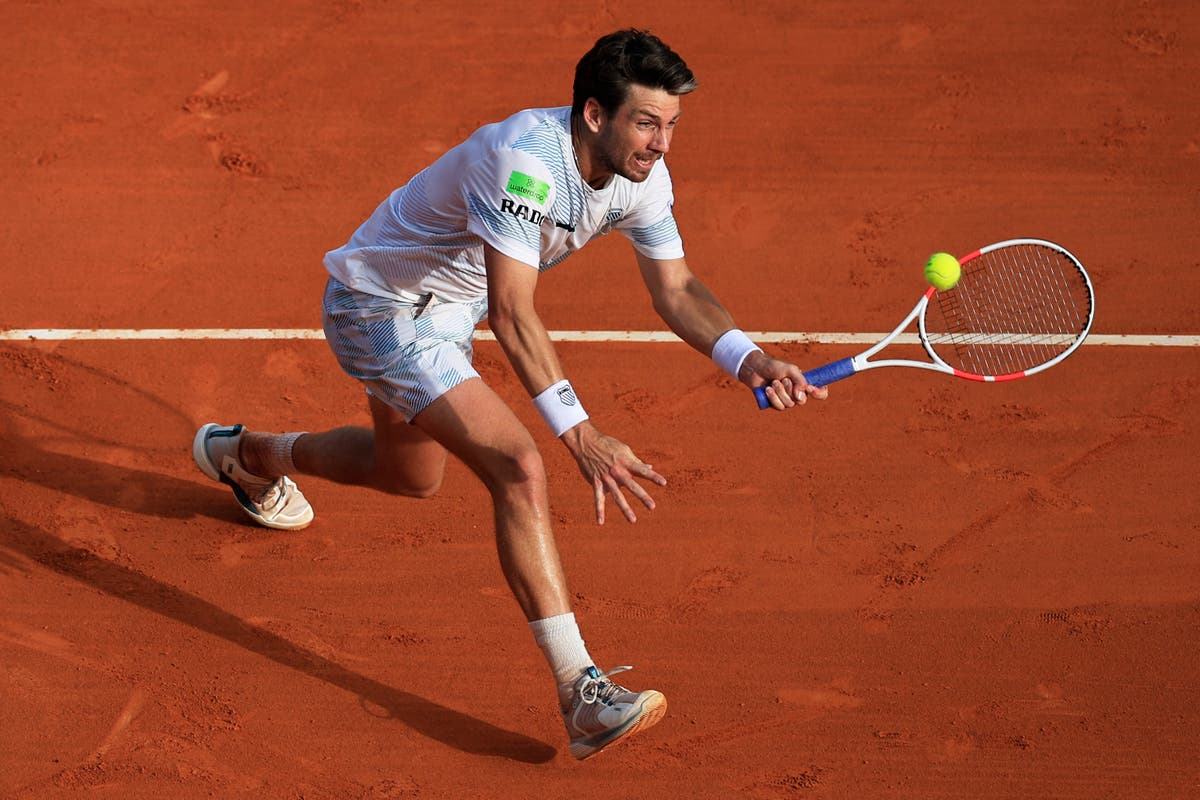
[{"x1": 918, "y1": 239, "x2": 1094, "y2": 381}]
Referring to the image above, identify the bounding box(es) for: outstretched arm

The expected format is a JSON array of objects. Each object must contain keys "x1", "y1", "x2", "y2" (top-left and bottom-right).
[
  {"x1": 485, "y1": 245, "x2": 666, "y2": 523},
  {"x1": 636, "y1": 252, "x2": 829, "y2": 409}
]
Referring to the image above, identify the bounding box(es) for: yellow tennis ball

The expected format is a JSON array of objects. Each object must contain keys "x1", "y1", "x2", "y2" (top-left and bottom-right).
[{"x1": 925, "y1": 252, "x2": 961, "y2": 290}]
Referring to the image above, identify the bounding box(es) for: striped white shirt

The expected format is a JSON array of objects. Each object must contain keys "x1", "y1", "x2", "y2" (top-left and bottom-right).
[{"x1": 324, "y1": 106, "x2": 685, "y2": 304}]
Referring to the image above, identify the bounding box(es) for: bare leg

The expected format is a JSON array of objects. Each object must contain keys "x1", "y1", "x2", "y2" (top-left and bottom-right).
[
  {"x1": 219, "y1": 380, "x2": 666, "y2": 754},
  {"x1": 410, "y1": 378, "x2": 572, "y2": 621},
  {"x1": 239, "y1": 381, "x2": 571, "y2": 621},
  {"x1": 240, "y1": 394, "x2": 448, "y2": 497}
]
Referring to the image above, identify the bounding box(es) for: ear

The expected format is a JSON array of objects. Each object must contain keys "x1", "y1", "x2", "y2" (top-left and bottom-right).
[{"x1": 582, "y1": 97, "x2": 606, "y2": 134}]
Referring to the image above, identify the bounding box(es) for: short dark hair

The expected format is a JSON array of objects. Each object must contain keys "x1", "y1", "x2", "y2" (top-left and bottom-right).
[{"x1": 572, "y1": 29, "x2": 698, "y2": 116}]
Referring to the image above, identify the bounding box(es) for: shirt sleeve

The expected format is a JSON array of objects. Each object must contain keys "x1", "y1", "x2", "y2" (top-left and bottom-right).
[
  {"x1": 614, "y1": 160, "x2": 685, "y2": 261},
  {"x1": 463, "y1": 148, "x2": 554, "y2": 268}
]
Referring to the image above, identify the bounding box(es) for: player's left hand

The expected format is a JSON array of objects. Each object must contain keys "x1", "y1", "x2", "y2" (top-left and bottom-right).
[
  {"x1": 740, "y1": 351, "x2": 829, "y2": 410},
  {"x1": 560, "y1": 421, "x2": 667, "y2": 524}
]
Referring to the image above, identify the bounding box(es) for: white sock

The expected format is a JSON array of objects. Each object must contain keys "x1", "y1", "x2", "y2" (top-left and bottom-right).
[
  {"x1": 529, "y1": 612, "x2": 594, "y2": 707},
  {"x1": 258, "y1": 432, "x2": 305, "y2": 477}
]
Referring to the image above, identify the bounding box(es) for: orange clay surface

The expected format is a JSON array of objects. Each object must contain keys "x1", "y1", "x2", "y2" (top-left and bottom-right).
[{"x1": 3, "y1": 3, "x2": 1199, "y2": 798}]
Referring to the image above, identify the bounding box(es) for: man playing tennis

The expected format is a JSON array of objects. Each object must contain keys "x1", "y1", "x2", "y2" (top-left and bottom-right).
[{"x1": 193, "y1": 29, "x2": 826, "y2": 760}]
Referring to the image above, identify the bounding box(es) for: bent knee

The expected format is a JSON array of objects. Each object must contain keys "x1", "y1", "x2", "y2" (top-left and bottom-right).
[
  {"x1": 481, "y1": 447, "x2": 547, "y2": 499},
  {"x1": 372, "y1": 471, "x2": 444, "y2": 499}
]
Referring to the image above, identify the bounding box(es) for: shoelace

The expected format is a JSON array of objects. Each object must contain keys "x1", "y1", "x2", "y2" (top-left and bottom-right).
[
  {"x1": 252, "y1": 477, "x2": 292, "y2": 510},
  {"x1": 579, "y1": 665, "x2": 634, "y2": 705}
]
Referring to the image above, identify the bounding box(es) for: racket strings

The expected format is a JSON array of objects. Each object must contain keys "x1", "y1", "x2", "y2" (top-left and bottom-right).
[{"x1": 925, "y1": 244, "x2": 1092, "y2": 377}]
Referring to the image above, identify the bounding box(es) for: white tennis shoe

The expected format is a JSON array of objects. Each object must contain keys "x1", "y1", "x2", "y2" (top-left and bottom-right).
[
  {"x1": 562, "y1": 665, "x2": 666, "y2": 760},
  {"x1": 192, "y1": 423, "x2": 313, "y2": 530}
]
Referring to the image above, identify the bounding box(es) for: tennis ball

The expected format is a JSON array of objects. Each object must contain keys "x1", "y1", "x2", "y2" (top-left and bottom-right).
[{"x1": 925, "y1": 252, "x2": 961, "y2": 290}]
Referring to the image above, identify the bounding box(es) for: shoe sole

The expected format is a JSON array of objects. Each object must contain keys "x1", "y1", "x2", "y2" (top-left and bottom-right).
[
  {"x1": 570, "y1": 691, "x2": 667, "y2": 760},
  {"x1": 193, "y1": 422, "x2": 313, "y2": 531}
]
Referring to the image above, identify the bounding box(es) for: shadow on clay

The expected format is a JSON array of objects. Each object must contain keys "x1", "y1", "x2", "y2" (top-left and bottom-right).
[{"x1": 0, "y1": 514, "x2": 557, "y2": 764}]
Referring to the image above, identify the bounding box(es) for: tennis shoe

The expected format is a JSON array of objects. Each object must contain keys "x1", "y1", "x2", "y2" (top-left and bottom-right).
[
  {"x1": 562, "y1": 665, "x2": 666, "y2": 760},
  {"x1": 193, "y1": 422, "x2": 313, "y2": 531}
]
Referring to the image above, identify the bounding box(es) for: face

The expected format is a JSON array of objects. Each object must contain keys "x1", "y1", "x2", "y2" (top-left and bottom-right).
[{"x1": 587, "y1": 84, "x2": 681, "y2": 184}]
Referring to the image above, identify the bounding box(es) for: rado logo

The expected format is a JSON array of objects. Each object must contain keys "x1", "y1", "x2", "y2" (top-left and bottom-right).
[{"x1": 499, "y1": 198, "x2": 545, "y2": 225}]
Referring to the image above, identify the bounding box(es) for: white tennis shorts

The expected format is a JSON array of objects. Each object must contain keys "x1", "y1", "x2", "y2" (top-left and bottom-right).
[{"x1": 322, "y1": 278, "x2": 488, "y2": 421}]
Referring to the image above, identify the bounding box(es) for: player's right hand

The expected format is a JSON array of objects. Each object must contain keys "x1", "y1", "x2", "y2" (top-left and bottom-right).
[{"x1": 741, "y1": 351, "x2": 829, "y2": 409}]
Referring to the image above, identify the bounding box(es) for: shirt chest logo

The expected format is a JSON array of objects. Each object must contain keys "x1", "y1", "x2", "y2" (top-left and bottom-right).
[{"x1": 597, "y1": 207, "x2": 624, "y2": 235}]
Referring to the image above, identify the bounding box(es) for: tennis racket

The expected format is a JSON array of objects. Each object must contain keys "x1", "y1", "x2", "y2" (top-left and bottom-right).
[{"x1": 753, "y1": 238, "x2": 1094, "y2": 409}]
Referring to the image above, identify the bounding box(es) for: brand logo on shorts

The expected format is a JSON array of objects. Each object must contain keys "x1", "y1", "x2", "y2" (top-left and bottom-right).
[
  {"x1": 500, "y1": 198, "x2": 545, "y2": 225},
  {"x1": 556, "y1": 385, "x2": 578, "y2": 406}
]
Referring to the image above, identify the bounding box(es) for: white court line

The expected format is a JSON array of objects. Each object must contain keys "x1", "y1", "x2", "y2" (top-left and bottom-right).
[{"x1": 0, "y1": 329, "x2": 1195, "y2": 346}]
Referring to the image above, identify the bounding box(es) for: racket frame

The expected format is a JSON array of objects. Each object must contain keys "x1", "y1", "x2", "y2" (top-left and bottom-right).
[{"x1": 752, "y1": 238, "x2": 1094, "y2": 408}]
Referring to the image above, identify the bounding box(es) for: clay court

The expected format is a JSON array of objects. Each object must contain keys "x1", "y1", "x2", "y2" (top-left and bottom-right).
[{"x1": 3, "y1": 2, "x2": 1198, "y2": 798}]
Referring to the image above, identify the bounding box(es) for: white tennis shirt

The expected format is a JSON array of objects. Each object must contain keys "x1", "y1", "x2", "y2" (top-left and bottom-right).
[{"x1": 323, "y1": 106, "x2": 686, "y2": 304}]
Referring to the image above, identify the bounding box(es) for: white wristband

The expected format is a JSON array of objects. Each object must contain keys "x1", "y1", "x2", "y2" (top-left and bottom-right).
[
  {"x1": 711, "y1": 329, "x2": 762, "y2": 379},
  {"x1": 532, "y1": 379, "x2": 589, "y2": 437}
]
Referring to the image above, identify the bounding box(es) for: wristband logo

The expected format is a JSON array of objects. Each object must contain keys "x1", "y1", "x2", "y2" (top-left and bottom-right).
[{"x1": 556, "y1": 385, "x2": 578, "y2": 406}]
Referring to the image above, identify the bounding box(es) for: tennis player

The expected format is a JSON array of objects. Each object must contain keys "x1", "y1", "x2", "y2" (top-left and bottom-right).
[{"x1": 193, "y1": 28, "x2": 826, "y2": 760}]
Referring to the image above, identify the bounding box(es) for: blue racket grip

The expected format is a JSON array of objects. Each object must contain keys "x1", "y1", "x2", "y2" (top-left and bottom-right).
[{"x1": 753, "y1": 357, "x2": 856, "y2": 409}]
